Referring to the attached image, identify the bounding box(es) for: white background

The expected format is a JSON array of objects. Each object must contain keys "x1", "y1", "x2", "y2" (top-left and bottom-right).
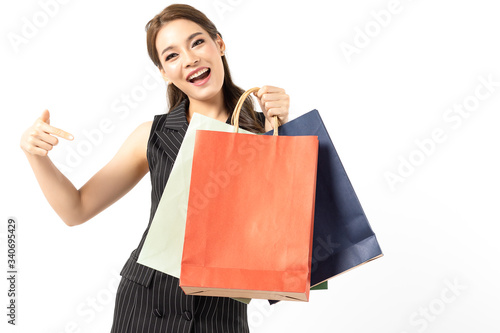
[{"x1": 1, "y1": 0, "x2": 499, "y2": 332}]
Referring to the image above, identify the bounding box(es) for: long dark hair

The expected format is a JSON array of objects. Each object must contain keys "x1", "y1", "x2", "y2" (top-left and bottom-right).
[{"x1": 145, "y1": 4, "x2": 265, "y2": 133}]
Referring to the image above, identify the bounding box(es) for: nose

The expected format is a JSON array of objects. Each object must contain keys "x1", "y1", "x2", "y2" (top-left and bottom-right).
[{"x1": 183, "y1": 49, "x2": 199, "y2": 68}]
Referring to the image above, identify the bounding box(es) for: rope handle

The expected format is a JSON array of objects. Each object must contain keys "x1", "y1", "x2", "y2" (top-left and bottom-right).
[{"x1": 230, "y1": 87, "x2": 279, "y2": 136}]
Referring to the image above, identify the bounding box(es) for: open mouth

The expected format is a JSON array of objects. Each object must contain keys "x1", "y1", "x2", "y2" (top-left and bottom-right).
[{"x1": 188, "y1": 68, "x2": 211, "y2": 83}]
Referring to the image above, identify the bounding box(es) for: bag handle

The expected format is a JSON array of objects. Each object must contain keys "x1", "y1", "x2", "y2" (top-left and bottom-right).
[{"x1": 231, "y1": 87, "x2": 279, "y2": 136}]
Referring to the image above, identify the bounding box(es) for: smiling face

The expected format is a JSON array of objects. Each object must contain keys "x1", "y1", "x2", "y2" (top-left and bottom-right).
[{"x1": 156, "y1": 19, "x2": 226, "y2": 104}]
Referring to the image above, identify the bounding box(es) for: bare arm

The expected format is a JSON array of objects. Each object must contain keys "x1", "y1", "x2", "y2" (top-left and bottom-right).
[
  {"x1": 75, "y1": 121, "x2": 151, "y2": 225},
  {"x1": 21, "y1": 110, "x2": 152, "y2": 226}
]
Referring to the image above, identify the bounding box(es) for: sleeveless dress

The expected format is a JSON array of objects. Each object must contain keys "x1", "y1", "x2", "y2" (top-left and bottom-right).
[{"x1": 110, "y1": 99, "x2": 265, "y2": 333}]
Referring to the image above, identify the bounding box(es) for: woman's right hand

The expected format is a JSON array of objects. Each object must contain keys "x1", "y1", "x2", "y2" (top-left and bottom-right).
[{"x1": 20, "y1": 109, "x2": 74, "y2": 156}]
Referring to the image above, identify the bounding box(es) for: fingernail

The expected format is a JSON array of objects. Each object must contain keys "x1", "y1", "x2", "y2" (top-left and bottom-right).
[{"x1": 68, "y1": 135, "x2": 74, "y2": 140}]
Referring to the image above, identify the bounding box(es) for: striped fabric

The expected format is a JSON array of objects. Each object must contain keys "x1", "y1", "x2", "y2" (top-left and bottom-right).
[{"x1": 110, "y1": 99, "x2": 266, "y2": 332}]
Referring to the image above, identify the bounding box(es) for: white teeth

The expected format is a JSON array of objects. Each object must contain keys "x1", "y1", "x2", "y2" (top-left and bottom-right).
[{"x1": 188, "y1": 68, "x2": 209, "y2": 80}]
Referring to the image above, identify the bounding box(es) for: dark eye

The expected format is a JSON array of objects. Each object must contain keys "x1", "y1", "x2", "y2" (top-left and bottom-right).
[
  {"x1": 192, "y1": 39, "x2": 204, "y2": 47},
  {"x1": 164, "y1": 39, "x2": 204, "y2": 61},
  {"x1": 165, "y1": 53, "x2": 177, "y2": 61}
]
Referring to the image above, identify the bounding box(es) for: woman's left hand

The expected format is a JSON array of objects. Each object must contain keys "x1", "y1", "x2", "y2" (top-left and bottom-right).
[{"x1": 253, "y1": 85, "x2": 289, "y2": 131}]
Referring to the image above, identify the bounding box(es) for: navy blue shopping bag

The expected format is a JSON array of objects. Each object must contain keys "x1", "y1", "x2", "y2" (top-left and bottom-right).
[{"x1": 264, "y1": 110, "x2": 383, "y2": 294}]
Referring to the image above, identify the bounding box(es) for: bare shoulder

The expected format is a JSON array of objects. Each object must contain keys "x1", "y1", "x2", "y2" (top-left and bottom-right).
[
  {"x1": 118, "y1": 120, "x2": 153, "y2": 161},
  {"x1": 131, "y1": 121, "x2": 153, "y2": 144},
  {"x1": 135, "y1": 120, "x2": 154, "y2": 139}
]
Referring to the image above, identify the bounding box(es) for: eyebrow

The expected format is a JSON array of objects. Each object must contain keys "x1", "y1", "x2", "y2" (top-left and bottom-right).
[{"x1": 160, "y1": 32, "x2": 204, "y2": 56}]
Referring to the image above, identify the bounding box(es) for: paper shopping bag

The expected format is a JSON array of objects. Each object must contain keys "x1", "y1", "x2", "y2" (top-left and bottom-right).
[
  {"x1": 263, "y1": 109, "x2": 383, "y2": 290},
  {"x1": 137, "y1": 112, "x2": 255, "y2": 304},
  {"x1": 180, "y1": 88, "x2": 319, "y2": 302},
  {"x1": 137, "y1": 113, "x2": 255, "y2": 279}
]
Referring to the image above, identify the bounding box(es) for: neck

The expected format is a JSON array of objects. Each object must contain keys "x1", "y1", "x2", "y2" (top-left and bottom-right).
[{"x1": 186, "y1": 90, "x2": 228, "y2": 124}]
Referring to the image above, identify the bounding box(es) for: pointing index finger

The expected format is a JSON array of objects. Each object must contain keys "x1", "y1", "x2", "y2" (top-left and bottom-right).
[{"x1": 41, "y1": 122, "x2": 74, "y2": 140}]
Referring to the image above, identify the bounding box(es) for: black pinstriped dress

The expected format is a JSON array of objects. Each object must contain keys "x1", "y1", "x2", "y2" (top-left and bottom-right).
[{"x1": 110, "y1": 99, "x2": 266, "y2": 333}]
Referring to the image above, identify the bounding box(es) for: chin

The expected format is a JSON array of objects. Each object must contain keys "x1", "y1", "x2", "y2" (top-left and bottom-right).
[{"x1": 185, "y1": 81, "x2": 224, "y2": 102}]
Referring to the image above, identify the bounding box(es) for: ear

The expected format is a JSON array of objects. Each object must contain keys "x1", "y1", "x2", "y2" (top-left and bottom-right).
[
  {"x1": 216, "y1": 34, "x2": 226, "y2": 56},
  {"x1": 159, "y1": 66, "x2": 168, "y2": 81},
  {"x1": 158, "y1": 66, "x2": 171, "y2": 85}
]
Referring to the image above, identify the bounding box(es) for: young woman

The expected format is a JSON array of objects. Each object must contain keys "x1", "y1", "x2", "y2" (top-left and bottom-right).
[{"x1": 20, "y1": 4, "x2": 289, "y2": 333}]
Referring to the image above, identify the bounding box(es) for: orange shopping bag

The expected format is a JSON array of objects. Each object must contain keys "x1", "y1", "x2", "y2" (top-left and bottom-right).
[{"x1": 180, "y1": 88, "x2": 319, "y2": 301}]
